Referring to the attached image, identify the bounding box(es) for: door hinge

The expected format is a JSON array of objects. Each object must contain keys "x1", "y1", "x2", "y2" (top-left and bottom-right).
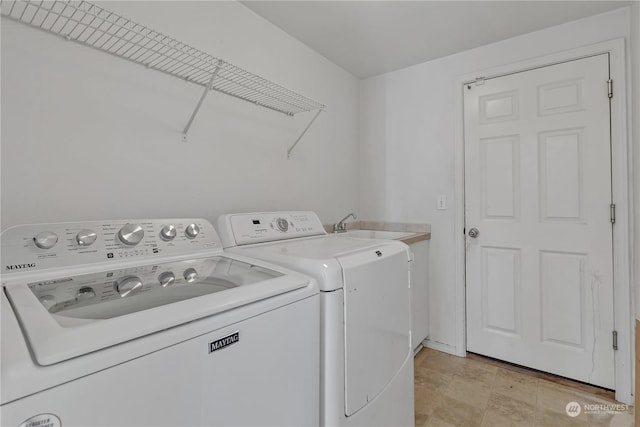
[
  {"x1": 610, "y1": 203, "x2": 616, "y2": 224},
  {"x1": 613, "y1": 330, "x2": 618, "y2": 350},
  {"x1": 607, "y1": 79, "x2": 613, "y2": 98}
]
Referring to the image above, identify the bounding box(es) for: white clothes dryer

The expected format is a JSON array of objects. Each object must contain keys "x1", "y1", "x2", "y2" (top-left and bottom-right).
[
  {"x1": 217, "y1": 211, "x2": 414, "y2": 427},
  {"x1": 1, "y1": 218, "x2": 319, "y2": 427}
]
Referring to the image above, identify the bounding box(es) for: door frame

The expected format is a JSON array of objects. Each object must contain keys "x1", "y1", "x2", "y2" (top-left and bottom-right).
[{"x1": 452, "y1": 38, "x2": 632, "y2": 404}]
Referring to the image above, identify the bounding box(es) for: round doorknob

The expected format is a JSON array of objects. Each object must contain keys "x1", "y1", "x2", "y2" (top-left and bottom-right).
[{"x1": 468, "y1": 228, "x2": 480, "y2": 238}]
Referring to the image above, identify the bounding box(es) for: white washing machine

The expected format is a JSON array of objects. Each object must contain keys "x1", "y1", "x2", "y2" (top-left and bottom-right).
[
  {"x1": 1, "y1": 218, "x2": 319, "y2": 427},
  {"x1": 217, "y1": 211, "x2": 414, "y2": 427}
]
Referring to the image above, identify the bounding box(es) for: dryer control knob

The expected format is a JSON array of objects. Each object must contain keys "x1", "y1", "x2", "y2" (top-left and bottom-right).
[
  {"x1": 184, "y1": 268, "x2": 198, "y2": 283},
  {"x1": 158, "y1": 271, "x2": 176, "y2": 287},
  {"x1": 276, "y1": 218, "x2": 289, "y2": 232},
  {"x1": 185, "y1": 223, "x2": 200, "y2": 239},
  {"x1": 34, "y1": 231, "x2": 58, "y2": 249},
  {"x1": 76, "y1": 229, "x2": 97, "y2": 246},
  {"x1": 159, "y1": 225, "x2": 177, "y2": 241},
  {"x1": 118, "y1": 223, "x2": 144, "y2": 246},
  {"x1": 116, "y1": 276, "x2": 143, "y2": 297}
]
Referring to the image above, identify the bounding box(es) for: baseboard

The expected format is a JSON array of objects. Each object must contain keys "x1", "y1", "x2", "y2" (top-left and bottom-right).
[
  {"x1": 413, "y1": 343, "x2": 424, "y2": 356},
  {"x1": 423, "y1": 339, "x2": 463, "y2": 356}
]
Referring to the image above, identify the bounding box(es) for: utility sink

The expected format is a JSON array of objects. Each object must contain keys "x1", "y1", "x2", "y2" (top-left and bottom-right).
[{"x1": 339, "y1": 230, "x2": 414, "y2": 240}]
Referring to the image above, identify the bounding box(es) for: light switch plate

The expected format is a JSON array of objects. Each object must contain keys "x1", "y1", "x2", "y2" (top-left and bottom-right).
[{"x1": 437, "y1": 195, "x2": 447, "y2": 210}]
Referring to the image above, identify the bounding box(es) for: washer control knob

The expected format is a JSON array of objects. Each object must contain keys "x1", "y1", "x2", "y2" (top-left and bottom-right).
[
  {"x1": 158, "y1": 271, "x2": 176, "y2": 287},
  {"x1": 76, "y1": 229, "x2": 97, "y2": 246},
  {"x1": 39, "y1": 295, "x2": 56, "y2": 310},
  {"x1": 118, "y1": 223, "x2": 144, "y2": 246},
  {"x1": 183, "y1": 268, "x2": 198, "y2": 283},
  {"x1": 276, "y1": 218, "x2": 289, "y2": 232},
  {"x1": 116, "y1": 276, "x2": 143, "y2": 297},
  {"x1": 159, "y1": 225, "x2": 177, "y2": 241},
  {"x1": 34, "y1": 231, "x2": 58, "y2": 249},
  {"x1": 77, "y1": 286, "x2": 96, "y2": 301},
  {"x1": 185, "y1": 223, "x2": 200, "y2": 239}
]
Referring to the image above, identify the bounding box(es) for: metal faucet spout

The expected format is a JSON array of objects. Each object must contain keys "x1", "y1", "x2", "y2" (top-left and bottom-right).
[{"x1": 333, "y1": 213, "x2": 357, "y2": 233}]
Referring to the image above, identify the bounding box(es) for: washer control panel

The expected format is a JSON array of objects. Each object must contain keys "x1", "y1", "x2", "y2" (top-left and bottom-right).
[
  {"x1": 217, "y1": 211, "x2": 326, "y2": 247},
  {"x1": 26, "y1": 256, "x2": 232, "y2": 317},
  {"x1": 1, "y1": 218, "x2": 220, "y2": 274}
]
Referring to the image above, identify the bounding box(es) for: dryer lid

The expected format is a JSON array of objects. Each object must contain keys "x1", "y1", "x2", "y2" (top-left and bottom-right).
[
  {"x1": 249, "y1": 235, "x2": 389, "y2": 258},
  {"x1": 5, "y1": 255, "x2": 310, "y2": 365},
  {"x1": 229, "y1": 236, "x2": 408, "y2": 292}
]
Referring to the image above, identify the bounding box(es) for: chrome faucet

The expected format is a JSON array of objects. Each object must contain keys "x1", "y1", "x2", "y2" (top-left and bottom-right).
[{"x1": 333, "y1": 212, "x2": 357, "y2": 233}]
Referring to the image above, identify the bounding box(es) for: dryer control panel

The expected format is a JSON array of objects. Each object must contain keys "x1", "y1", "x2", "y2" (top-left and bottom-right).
[
  {"x1": 217, "y1": 211, "x2": 326, "y2": 247},
  {"x1": 1, "y1": 219, "x2": 220, "y2": 274}
]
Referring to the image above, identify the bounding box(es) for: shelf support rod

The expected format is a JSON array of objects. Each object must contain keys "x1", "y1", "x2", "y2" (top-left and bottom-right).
[
  {"x1": 287, "y1": 109, "x2": 323, "y2": 158},
  {"x1": 182, "y1": 60, "x2": 222, "y2": 142}
]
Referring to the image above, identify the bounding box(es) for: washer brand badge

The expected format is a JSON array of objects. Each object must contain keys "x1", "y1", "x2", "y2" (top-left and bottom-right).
[
  {"x1": 18, "y1": 413, "x2": 61, "y2": 427},
  {"x1": 5, "y1": 263, "x2": 36, "y2": 271},
  {"x1": 209, "y1": 331, "x2": 240, "y2": 354}
]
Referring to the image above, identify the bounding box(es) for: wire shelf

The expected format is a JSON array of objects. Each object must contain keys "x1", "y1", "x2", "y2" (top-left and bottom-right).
[{"x1": 1, "y1": 0, "x2": 326, "y2": 117}]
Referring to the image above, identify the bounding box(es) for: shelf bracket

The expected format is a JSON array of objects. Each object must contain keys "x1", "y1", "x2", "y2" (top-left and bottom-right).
[
  {"x1": 287, "y1": 109, "x2": 323, "y2": 158},
  {"x1": 182, "y1": 60, "x2": 222, "y2": 142}
]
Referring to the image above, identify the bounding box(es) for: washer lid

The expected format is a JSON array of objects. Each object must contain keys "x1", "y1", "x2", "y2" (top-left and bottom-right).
[{"x1": 5, "y1": 255, "x2": 310, "y2": 365}]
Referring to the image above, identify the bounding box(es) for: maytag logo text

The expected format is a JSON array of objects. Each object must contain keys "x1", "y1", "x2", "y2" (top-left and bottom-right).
[
  {"x1": 5, "y1": 263, "x2": 36, "y2": 271},
  {"x1": 209, "y1": 331, "x2": 240, "y2": 354}
]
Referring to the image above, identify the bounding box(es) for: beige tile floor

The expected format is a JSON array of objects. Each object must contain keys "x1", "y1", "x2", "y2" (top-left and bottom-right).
[{"x1": 414, "y1": 347, "x2": 634, "y2": 427}]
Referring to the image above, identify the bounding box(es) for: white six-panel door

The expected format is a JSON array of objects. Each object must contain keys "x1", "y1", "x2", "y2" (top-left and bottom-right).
[{"x1": 464, "y1": 54, "x2": 614, "y2": 388}]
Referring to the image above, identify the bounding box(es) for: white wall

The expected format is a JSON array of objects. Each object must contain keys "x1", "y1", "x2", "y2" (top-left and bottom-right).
[
  {"x1": 360, "y1": 8, "x2": 633, "y2": 350},
  {"x1": 1, "y1": 1, "x2": 360, "y2": 229},
  {"x1": 2, "y1": 1, "x2": 637, "y2": 345},
  {"x1": 632, "y1": 1, "x2": 640, "y2": 321}
]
